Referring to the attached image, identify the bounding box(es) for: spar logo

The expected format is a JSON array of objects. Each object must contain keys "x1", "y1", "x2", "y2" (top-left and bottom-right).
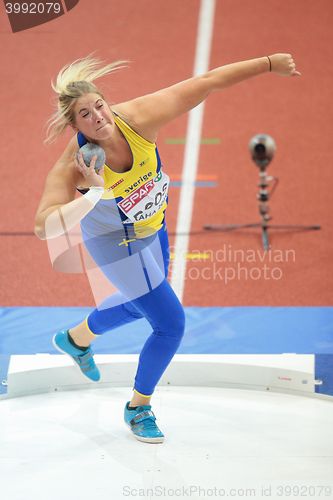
[{"x1": 118, "y1": 179, "x2": 155, "y2": 213}]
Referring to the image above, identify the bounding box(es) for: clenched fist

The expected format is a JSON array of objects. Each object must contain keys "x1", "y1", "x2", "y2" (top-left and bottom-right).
[{"x1": 269, "y1": 53, "x2": 301, "y2": 77}]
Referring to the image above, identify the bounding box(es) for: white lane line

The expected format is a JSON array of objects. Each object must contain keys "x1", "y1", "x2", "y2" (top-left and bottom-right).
[{"x1": 171, "y1": 0, "x2": 216, "y2": 301}]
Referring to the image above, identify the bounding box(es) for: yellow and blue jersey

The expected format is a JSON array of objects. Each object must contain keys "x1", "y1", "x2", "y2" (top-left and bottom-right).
[{"x1": 77, "y1": 113, "x2": 169, "y2": 238}]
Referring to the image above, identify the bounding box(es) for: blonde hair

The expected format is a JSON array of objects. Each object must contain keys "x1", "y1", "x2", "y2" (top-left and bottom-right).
[{"x1": 44, "y1": 54, "x2": 127, "y2": 144}]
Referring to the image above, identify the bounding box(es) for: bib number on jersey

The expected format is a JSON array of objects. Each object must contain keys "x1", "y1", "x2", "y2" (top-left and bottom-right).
[{"x1": 117, "y1": 172, "x2": 170, "y2": 223}]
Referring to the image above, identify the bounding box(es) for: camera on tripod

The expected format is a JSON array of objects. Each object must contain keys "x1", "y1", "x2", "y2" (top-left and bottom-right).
[
  {"x1": 249, "y1": 134, "x2": 279, "y2": 224},
  {"x1": 203, "y1": 133, "x2": 320, "y2": 250}
]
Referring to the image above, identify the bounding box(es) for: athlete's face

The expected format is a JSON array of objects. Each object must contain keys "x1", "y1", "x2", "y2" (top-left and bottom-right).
[{"x1": 72, "y1": 93, "x2": 114, "y2": 141}]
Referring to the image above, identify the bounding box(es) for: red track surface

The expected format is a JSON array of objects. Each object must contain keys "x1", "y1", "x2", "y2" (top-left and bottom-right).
[{"x1": 1, "y1": 0, "x2": 332, "y2": 307}]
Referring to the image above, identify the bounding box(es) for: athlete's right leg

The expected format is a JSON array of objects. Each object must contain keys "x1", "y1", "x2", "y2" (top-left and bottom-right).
[
  {"x1": 69, "y1": 320, "x2": 97, "y2": 348},
  {"x1": 53, "y1": 293, "x2": 144, "y2": 380},
  {"x1": 70, "y1": 223, "x2": 169, "y2": 348},
  {"x1": 69, "y1": 294, "x2": 144, "y2": 347},
  {"x1": 53, "y1": 293, "x2": 145, "y2": 381},
  {"x1": 58, "y1": 224, "x2": 168, "y2": 385}
]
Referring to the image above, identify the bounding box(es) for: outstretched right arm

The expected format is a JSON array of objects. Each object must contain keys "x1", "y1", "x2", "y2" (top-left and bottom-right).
[{"x1": 34, "y1": 136, "x2": 104, "y2": 240}]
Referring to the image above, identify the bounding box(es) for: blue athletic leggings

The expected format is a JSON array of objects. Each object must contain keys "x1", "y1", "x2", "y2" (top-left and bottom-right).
[{"x1": 81, "y1": 223, "x2": 185, "y2": 396}]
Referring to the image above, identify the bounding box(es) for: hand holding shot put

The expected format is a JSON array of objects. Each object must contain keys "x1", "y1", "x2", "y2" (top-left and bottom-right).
[
  {"x1": 38, "y1": 148, "x2": 106, "y2": 239},
  {"x1": 75, "y1": 149, "x2": 105, "y2": 189}
]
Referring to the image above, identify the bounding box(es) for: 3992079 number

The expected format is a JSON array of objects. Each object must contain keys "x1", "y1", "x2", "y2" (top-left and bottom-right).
[
  {"x1": 276, "y1": 485, "x2": 332, "y2": 497},
  {"x1": 5, "y1": 2, "x2": 62, "y2": 15}
]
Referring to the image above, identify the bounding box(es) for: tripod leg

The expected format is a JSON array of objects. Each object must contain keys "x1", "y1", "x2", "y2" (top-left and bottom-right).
[
  {"x1": 262, "y1": 226, "x2": 270, "y2": 251},
  {"x1": 203, "y1": 223, "x2": 262, "y2": 231}
]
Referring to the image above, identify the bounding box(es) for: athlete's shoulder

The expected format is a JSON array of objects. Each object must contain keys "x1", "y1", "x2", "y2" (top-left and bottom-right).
[{"x1": 111, "y1": 102, "x2": 157, "y2": 143}]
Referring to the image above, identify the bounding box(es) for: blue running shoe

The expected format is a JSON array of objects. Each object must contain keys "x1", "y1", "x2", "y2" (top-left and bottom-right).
[
  {"x1": 124, "y1": 401, "x2": 165, "y2": 443},
  {"x1": 52, "y1": 330, "x2": 100, "y2": 382}
]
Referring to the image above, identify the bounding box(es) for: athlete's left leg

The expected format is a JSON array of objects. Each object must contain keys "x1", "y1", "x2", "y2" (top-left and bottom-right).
[
  {"x1": 129, "y1": 277, "x2": 185, "y2": 400},
  {"x1": 122, "y1": 276, "x2": 185, "y2": 443}
]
